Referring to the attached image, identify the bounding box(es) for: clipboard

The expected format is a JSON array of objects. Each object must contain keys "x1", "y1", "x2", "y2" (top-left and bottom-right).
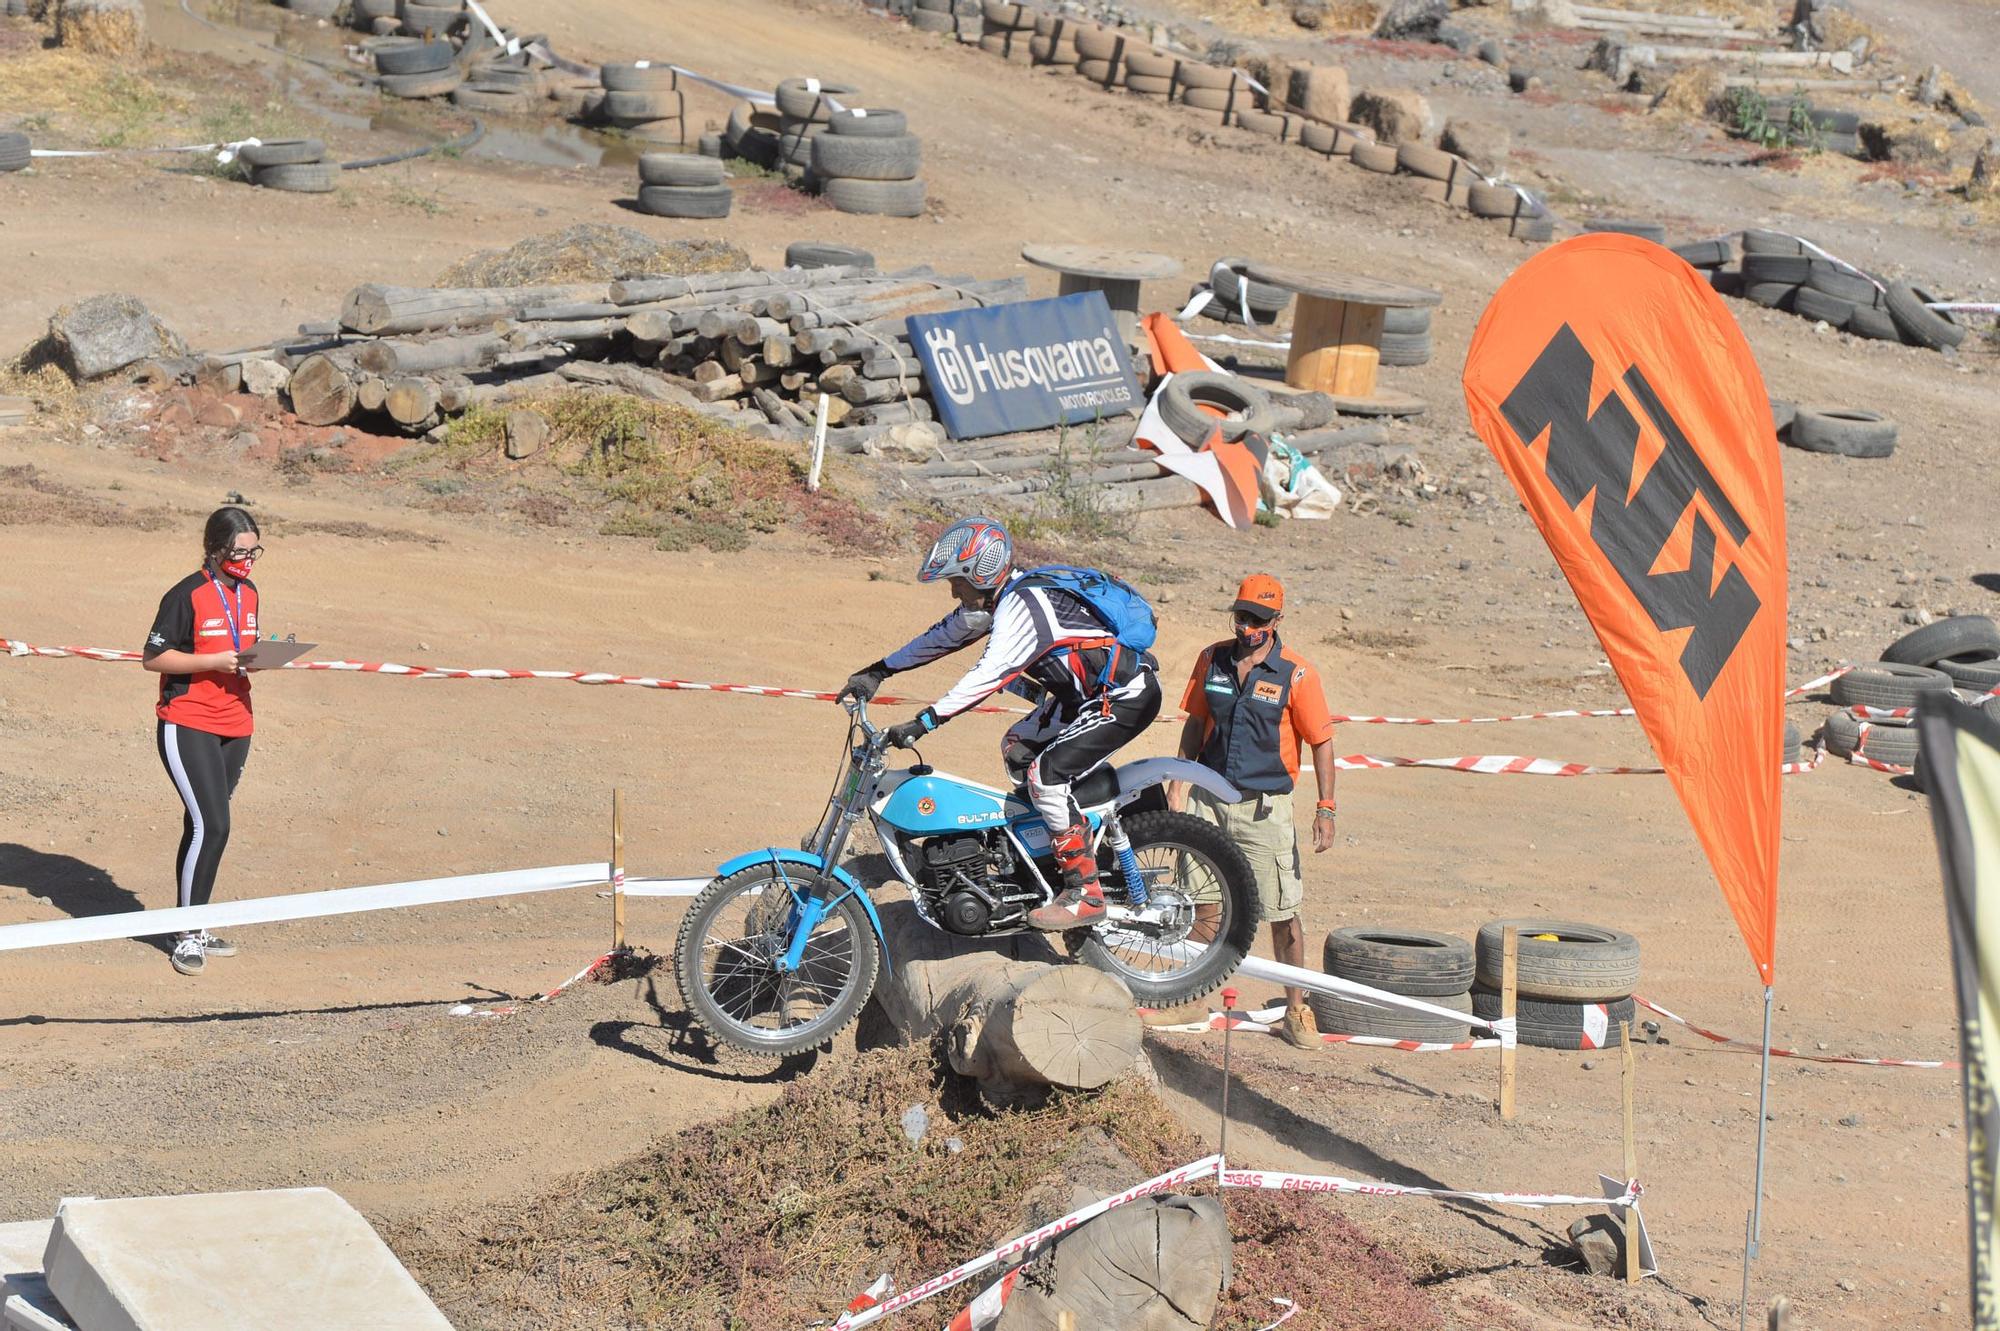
[{"x1": 237, "y1": 640, "x2": 318, "y2": 671}]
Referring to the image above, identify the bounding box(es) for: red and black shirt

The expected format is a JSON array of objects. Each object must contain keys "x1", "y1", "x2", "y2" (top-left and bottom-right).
[{"x1": 145, "y1": 570, "x2": 258, "y2": 737}]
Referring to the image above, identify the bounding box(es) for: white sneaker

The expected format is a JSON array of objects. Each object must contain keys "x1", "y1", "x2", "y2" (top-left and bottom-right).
[
  {"x1": 198, "y1": 931, "x2": 238, "y2": 957},
  {"x1": 171, "y1": 935, "x2": 206, "y2": 976}
]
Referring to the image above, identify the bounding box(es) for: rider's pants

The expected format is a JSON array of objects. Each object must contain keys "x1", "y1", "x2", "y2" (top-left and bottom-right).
[{"x1": 1019, "y1": 669, "x2": 1163, "y2": 837}]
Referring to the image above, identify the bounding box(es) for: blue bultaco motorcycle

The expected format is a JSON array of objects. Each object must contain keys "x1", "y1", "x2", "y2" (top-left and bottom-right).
[{"x1": 672, "y1": 699, "x2": 1263, "y2": 1055}]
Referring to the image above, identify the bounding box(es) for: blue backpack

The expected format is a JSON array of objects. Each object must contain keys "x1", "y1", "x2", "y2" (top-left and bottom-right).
[{"x1": 1009, "y1": 565, "x2": 1158, "y2": 661}]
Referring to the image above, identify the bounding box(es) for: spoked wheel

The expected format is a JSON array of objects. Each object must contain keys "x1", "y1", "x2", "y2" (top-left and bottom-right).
[
  {"x1": 672, "y1": 863, "x2": 880, "y2": 1056},
  {"x1": 1076, "y1": 809, "x2": 1262, "y2": 1008}
]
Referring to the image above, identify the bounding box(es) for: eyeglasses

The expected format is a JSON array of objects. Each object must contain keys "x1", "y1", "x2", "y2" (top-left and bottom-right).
[{"x1": 225, "y1": 546, "x2": 264, "y2": 561}]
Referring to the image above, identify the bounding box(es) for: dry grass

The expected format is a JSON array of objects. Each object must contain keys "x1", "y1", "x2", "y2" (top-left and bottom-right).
[
  {"x1": 434, "y1": 225, "x2": 750, "y2": 287},
  {"x1": 0, "y1": 362, "x2": 86, "y2": 428},
  {"x1": 55, "y1": 0, "x2": 147, "y2": 57},
  {"x1": 0, "y1": 49, "x2": 191, "y2": 148},
  {"x1": 1650, "y1": 65, "x2": 1719, "y2": 119}
]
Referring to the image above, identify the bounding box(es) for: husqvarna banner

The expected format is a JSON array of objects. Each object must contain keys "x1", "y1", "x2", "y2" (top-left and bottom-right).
[
  {"x1": 1462, "y1": 234, "x2": 1789, "y2": 984},
  {"x1": 1916, "y1": 695, "x2": 2000, "y2": 1330},
  {"x1": 908, "y1": 292, "x2": 1144, "y2": 439}
]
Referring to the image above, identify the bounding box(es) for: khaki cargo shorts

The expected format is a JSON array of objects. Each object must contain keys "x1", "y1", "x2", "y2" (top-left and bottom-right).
[{"x1": 1188, "y1": 788, "x2": 1303, "y2": 924}]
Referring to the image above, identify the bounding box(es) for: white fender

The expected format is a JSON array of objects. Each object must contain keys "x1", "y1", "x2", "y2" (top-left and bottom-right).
[{"x1": 1112, "y1": 757, "x2": 1241, "y2": 807}]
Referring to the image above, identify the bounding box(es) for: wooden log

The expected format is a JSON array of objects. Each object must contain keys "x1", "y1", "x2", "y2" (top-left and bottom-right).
[
  {"x1": 870, "y1": 901, "x2": 1142, "y2": 1103},
  {"x1": 625, "y1": 310, "x2": 678, "y2": 345},
  {"x1": 859, "y1": 352, "x2": 925, "y2": 381},
  {"x1": 356, "y1": 331, "x2": 512, "y2": 378},
  {"x1": 840, "y1": 375, "x2": 919, "y2": 406},
  {"x1": 500, "y1": 318, "x2": 626, "y2": 343},
  {"x1": 195, "y1": 358, "x2": 243, "y2": 396},
  {"x1": 847, "y1": 399, "x2": 934, "y2": 426},
  {"x1": 355, "y1": 375, "x2": 389, "y2": 412},
  {"x1": 751, "y1": 387, "x2": 791, "y2": 427},
  {"x1": 734, "y1": 315, "x2": 788, "y2": 347},
  {"x1": 690, "y1": 374, "x2": 745, "y2": 402},
  {"x1": 465, "y1": 370, "x2": 568, "y2": 406},
  {"x1": 385, "y1": 377, "x2": 441, "y2": 429},
  {"x1": 340, "y1": 283, "x2": 610, "y2": 335},
  {"x1": 691, "y1": 360, "x2": 729, "y2": 384},
  {"x1": 606, "y1": 263, "x2": 876, "y2": 306},
  {"x1": 556, "y1": 360, "x2": 700, "y2": 407},
  {"x1": 287, "y1": 352, "x2": 360, "y2": 426},
  {"x1": 437, "y1": 376, "x2": 473, "y2": 414}
]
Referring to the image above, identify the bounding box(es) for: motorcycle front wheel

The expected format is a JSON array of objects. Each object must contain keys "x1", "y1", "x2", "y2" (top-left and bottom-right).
[
  {"x1": 673, "y1": 863, "x2": 881, "y2": 1056},
  {"x1": 1076, "y1": 808, "x2": 1263, "y2": 1009}
]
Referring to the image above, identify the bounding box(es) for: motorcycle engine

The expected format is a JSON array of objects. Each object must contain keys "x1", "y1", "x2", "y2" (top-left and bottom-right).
[{"x1": 916, "y1": 833, "x2": 1019, "y2": 935}]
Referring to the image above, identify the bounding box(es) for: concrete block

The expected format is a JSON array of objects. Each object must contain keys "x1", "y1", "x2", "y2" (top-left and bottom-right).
[
  {"x1": 44, "y1": 1188, "x2": 452, "y2": 1331},
  {"x1": 5, "y1": 1276, "x2": 76, "y2": 1331},
  {"x1": 0, "y1": 1223, "x2": 53, "y2": 1281}
]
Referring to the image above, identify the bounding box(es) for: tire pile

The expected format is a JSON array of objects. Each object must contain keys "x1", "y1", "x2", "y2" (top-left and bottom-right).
[
  {"x1": 811, "y1": 106, "x2": 926, "y2": 218},
  {"x1": 1184, "y1": 258, "x2": 1291, "y2": 327},
  {"x1": 1710, "y1": 230, "x2": 1967, "y2": 353},
  {"x1": 1310, "y1": 921, "x2": 1642, "y2": 1051},
  {"x1": 636, "y1": 152, "x2": 730, "y2": 218},
  {"x1": 906, "y1": 0, "x2": 979, "y2": 36},
  {"x1": 1818, "y1": 617, "x2": 2000, "y2": 775},
  {"x1": 1153, "y1": 370, "x2": 1339, "y2": 448},
  {"x1": 594, "y1": 63, "x2": 685, "y2": 143},
  {"x1": 365, "y1": 6, "x2": 585, "y2": 107},
  {"x1": 238, "y1": 137, "x2": 339, "y2": 193}
]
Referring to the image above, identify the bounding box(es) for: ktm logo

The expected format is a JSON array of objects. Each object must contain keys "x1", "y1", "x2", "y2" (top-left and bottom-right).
[{"x1": 1499, "y1": 325, "x2": 1759, "y2": 699}]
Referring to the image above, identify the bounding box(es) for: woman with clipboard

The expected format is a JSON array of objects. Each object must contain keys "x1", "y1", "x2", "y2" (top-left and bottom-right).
[{"x1": 141, "y1": 506, "x2": 265, "y2": 977}]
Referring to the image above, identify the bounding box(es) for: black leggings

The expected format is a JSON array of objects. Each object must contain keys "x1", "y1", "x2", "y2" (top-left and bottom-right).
[{"x1": 156, "y1": 721, "x2": 251, "y2": 911}]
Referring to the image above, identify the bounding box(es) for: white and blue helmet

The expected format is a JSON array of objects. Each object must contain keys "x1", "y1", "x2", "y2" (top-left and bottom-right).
[{"x1": 918, "y1": 516, "x2": 1013, "y2": 591}]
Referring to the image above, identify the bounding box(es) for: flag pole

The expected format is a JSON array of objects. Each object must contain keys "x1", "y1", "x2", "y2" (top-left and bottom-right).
[{"x1": 1738, "y1": 984, "x2": 1775, "y2": 1330}]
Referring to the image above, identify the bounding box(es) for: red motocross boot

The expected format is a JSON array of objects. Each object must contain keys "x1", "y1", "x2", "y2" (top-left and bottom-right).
[{"x1": 1028, "y1": 823, "x2": 1106, "y2": 930}]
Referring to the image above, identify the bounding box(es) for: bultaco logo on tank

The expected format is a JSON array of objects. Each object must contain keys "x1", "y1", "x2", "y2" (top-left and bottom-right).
[{"x1": 909, "y1": 291, "x2": 1145, "y2": 441}]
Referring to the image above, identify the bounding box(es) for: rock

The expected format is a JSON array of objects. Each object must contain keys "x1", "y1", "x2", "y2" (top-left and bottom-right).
[
  {"x1": 1373, "y1": 0, "x2": 1447, "y2": 39},
  {"x1": 1434, "y1": 21, "x2": 1480, "y2": 53},
  {"x1": 1838, "y1": 1278, "x2": 1857, "y2": 1292},
  {"x1": 876, "y1": 421, "x2": 945, "y2": 460},
  {"x1": 239, "y1": 358, "x2": 289, "y2": 398},
  {"x1": 1567, "y1": 1215, "x2": 1623, "y2": 1278},
  {"x1": 1289, "y1": 0, "x2": 1327, "y2": 29},
  {"x1": 504, "y1": 409, "x2": 551, "y2": 460},
  {"x1": 1972, "y1": 137, "x2": 1999, "y2": 200},
  {"x1": 1509, "y1": 67, "x2": 1544, "y2": 93},
  {"x1": 997, "y1": 1194, "x2": 1229, "y2": 1330},
  {"x1": 45, "y1": 294, "x2": 185, "y2": 381},
  {"x1": 1348, "y1": 88, "x2": 1434, "y2": 145},
  {"x1": 193, "y1": 395, "x2": 241, "y2": 429},
  {"x1": 1287, "y1": 65, "x2": 1351, "y2": 123},
  {"x1": 1840, "y1": 1112, "x2": 1864, "y2": 1127},
  {"x1": 1440, "y1": 117, "x2": 1512, "y2": 174}
]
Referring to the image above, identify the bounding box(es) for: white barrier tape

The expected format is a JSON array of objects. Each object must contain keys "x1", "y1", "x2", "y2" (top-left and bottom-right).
[
  {"x1": 30, "y1": 137, "x2": 261, "y2": 163},
  {"x1": 1633, "y1": 994, "x2": 1958, "y2": 1069},
  {"x1": 460, "y1": 0, "x2": 518, "y2": 57},
  {"x1": 599, "y1": 876, "x2": 709, "y2": 898},
  {"x1": 670, "y1": 65, "x2": 778, "y2": 107},
  {"x1": 1928, "y1": 302, "x2": 1999, "y2": 315},
  {"x1": 450, "y1": 948, "x2": 615, "y2": 1018},
  {"x1": 1782, "y1": 233, "x2": 1889, "y2": 297},
  {"x1": 1235, "y1": 955, "x2": 1511, "y2": 1038},
  {"x1": 1256, "y1": 1298, "x2": 1299, "y2": 1330},
  {"x1": 1183, "y1": 331, "x2": 1293, "y2": 351},
  {"x1": 1220, "y1": 1166, "x2": 1640, "y2": 1212},
  {"x1": 1148, "y1": 1002, "x2": 1503, "y2": 1049},
  {"x1": 830, "y1": 1155, "x2": 1225, "y2": 1329},
  {"x1": 0, "y1": 863, "x2": 606, "y2": 953}
]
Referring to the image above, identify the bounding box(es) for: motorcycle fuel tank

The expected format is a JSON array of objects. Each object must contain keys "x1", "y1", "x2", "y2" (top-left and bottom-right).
[{"x1": 874, "y1": 772, "x2": 1021, "y2": 835}]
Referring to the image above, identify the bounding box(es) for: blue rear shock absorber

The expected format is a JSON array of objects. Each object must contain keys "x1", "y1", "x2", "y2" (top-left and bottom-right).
[{"x1": 1108, "y1": 823, "x2": 1148, "y2": 906}]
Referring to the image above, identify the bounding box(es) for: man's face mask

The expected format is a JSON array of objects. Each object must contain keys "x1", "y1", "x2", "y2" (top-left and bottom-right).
[{"x1": 1233, "y1": 615, "x2": 1273, "y2": 649}]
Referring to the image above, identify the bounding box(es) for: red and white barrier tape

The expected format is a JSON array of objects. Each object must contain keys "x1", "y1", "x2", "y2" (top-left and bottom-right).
[
  {"x1": 1148, "y1": 1002, "x2": 1501, "y2": 1050},
  {"x1": 1327, "y1": 665, "x2": 1855, "y2": 726},
  {"x1": 450, "y1": 949, "x2": 616, "y2": 1019},
  {"x1": 1632, "y1": 995, "x2": 1957, "y2": 1069},
  {"x1": 831, "y1": 1156, "x2": 1636, "y2": 1329}
]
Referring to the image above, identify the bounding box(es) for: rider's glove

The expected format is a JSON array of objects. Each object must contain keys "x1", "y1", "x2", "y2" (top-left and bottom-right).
[
  {"x1": 887, "y1": 715, "x2": 934, "y2": 749},
  {"x1": 837, "y1": 661, "x2": 892, "y2": 705}
]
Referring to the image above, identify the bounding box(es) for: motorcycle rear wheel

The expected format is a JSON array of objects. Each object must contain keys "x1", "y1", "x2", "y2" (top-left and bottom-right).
[
  {"x1": 1076, "y1": 808, "x2": 1262, "y2": 1008},
  {"x1": 673, "y1": 863, "x2": 880, "y2": 1056}
]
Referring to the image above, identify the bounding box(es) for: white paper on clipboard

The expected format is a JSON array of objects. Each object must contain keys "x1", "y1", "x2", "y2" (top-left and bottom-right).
[{"x1": 237, "y1": 641, "x2": 318, "y2": 671}]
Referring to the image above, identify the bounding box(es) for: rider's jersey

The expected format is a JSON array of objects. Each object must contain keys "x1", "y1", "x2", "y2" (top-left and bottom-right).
[{"x1": 885, "y1": 571, "x2": 1157, "y2": 722}]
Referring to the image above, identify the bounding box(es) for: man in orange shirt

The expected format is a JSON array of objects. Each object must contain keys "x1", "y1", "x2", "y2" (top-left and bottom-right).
[{"x1": 1170, "y1": 574, "x2": 1338, "y2": 1049}]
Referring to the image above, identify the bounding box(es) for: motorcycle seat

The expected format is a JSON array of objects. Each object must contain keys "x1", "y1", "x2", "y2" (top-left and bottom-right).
[{"x1": 1012, "y1": 764, "x2": 1121, "y2": 811}]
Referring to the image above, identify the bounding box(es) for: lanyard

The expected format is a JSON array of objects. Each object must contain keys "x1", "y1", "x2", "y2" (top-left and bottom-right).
[{"x1": 204, "y1": 569, "x2": 243, "y2": 651}]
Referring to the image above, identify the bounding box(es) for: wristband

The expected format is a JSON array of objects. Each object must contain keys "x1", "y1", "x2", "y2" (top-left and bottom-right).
[{"x1": 1314, "y1": 801, "x2": 1336, "y2": 818}]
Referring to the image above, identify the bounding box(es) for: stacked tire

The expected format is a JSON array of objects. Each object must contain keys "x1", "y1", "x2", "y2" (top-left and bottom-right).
[
  {"x1": 722, "y1": 102, "x2": 784, "y2": 169},
  {"x1": 1729, "y1": 230, "x2": 1964, "y2": 351},
  {"x1": 1380, "y1": 303, "x2": 1432, "y2": 367},
  {"x1": 773, "y1": 77, "x2": 855, "y2": 179},
  {"x1": 1197, "y1": 258, "x2": 1290, "y2": 325},
  {"x1": 1173, "y1": 61, "x2": 1254, "y2": 117},
  {"x1": 375, "y1": 37, "x2": 464, "y2": 100},
  {"x1": 1121, "y1": 44, "x2": 1178, "y2": 99},
  {"x1": 1309, "y1": 928, "x2": 1476, "y2": 1044},
  {"x1": 396, "y1": 0, "x2": 462, "y2": 38},
  {"x1": 909, "y1": 0, "x2": 958, "y2": 34},
  {"x1": 977, "y1": 0, "x2": 1035, "y2": 63},
  {"x1": 811, "y1": 106, "x2": 925, "y2": 218},
  {"x1": 1029, "y1": 12, "x2": 1080, "y2": 67},
  {"x1": 1394, "y1": 142, "x2": 1478, "y2": 208},
  {"x1": 1823, "y1": 618, "x2": 2000, "y2": 773},
  {"x1": 1471, "y1": 919, "x2": 1641, "y2": 1050},
  {"x1": 636, "y1": 152, "x2": 730, "y2": 218},
  {"x1": 598, "y1": 63, "x2": 683, "y2": 143},
  {"x1": 453, "y1": 58, "x2": 544, "y2": 116},
  {"x1": 1296, "y1": 120, "x2": 1373, "y2": 158},
  {"x1": 239, "y1": 138, "x2": 339, "y2": 194},
  {"x1": 1671, "y1": 235, "x2": 1738, "y2": 296},
  {"x1": 1073, "y1": 22, "x2": 1129, "y2": 88}
]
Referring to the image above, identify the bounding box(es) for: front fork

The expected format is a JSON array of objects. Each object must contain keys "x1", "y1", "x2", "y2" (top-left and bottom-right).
[{"x1": 1104, "y1": 813, "x2": 1149, "y2": 906}]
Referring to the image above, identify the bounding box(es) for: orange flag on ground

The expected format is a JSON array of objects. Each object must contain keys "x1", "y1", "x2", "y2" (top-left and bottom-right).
[
  {"x1": 1462, "y1": 235, "x2": 1789, "y2": 983},
  {"x1": 1136, "y1": 314, "x2": 1263, "y2": 528}
]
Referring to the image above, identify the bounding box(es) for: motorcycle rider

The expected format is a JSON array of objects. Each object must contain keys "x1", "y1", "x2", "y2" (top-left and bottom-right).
[{"x1": 838, "y1": 517, "x2": 1161, "y2": 931}]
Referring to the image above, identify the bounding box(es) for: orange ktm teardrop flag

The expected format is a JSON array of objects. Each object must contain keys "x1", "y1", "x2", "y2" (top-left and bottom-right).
[{"x1": 1462, "y1": 234, "x2": 1789, "y2": 983}]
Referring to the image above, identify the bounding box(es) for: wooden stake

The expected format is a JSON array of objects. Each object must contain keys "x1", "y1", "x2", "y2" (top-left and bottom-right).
[
  {"x1": 1622, "y1": 1019, "x2": 1639, "y2": 1284},
  {"x1": 1499, "y1": 926, "x2": 1518, "y2": 1121},
  {"x1": 611, "y1": 788, "x2": 626, "y2": 954},
  {"x1": 1058, "y1": 1313, "x2": 1075, "y2": 1331}
]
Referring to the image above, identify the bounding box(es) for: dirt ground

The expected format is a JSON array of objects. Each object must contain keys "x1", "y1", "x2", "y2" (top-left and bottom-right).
[{"x1": 1, "y1": 0, "x2": 1996, "y2": 1326}]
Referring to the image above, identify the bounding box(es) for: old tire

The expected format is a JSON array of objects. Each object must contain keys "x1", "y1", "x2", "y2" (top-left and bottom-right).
[
  {"x1": 603, "y1": 89, "x2": 682, "y2": 122},
  {"x1": 810, "y1": 132, "x2": 921, "y2": 180},
  {"x1": 1396, "y1": 142, "x2": 1455, "y2": 180},
  {"x1": 1769, "y1": 399, "x2": 1796, "y2": 435},
  {"x1": 774, "y1": 78, "x2": 857, "y2": 123},
  {"x1": 1471, "y1": 989, "x2": 1635, "y2": 1050},
  {"x1": 1467, "y1": 181, "x2": 1520, "y2": 218},
  {"x1": 911, "y1": 8, "x2": 955, "y2": 31},
  {"x1": 1474, "y1": 919, "x2": 1640, "y2": 1003},
  {"x1": 0, "y1": 132, "x2": 28, "y2": 173},
  {"x1": 822, "y1": 176, "x2": 926, "y2": 216},
  {"x1": 1174, "y1": 59, "x2": 1235, "y2": 90},
  {"x1": 1123, "y1": 45, "x2": 1176, "y2": 77},
  {"x1": 1179, "y1": 85, "x2": 1235, "y2": 111},
  {"x1": 1125, "y1": 72, "x2": 1175, "y2": 96},
  {"x1": 399, "y1": 1, "x2": 459, "y2": 33},
  {"x1": 379, "y1": 67, "x2": 463, "y2": 98},
  {"x1": 1351, "y1": 141, "x2": 1399, "y2": 173},
  {"x1": 1787, "y1": 408, "x2": 1896, "y2": 458},
  {"x1": 452, "y1": 87, "x2": 539, "y2": 115},
  {"x1": 1310, "y1": 989, "x2": 1473, "y2": 1042},
  {"x1": 1884, "y1": 281, "x2": 1966, "y2": 351},
  {"x1": 1745, "y1": 282, "x2": 1800, "y2": 310},
  {"x1": 1741, "y1": 228, "x2": 1804, "y2": 256},
  {"x1": 1828, "y1": 662, "x2": 1955, "y2": 709},
  {"x1": 374, "y1": 39, "x2": 453, "y2": 74},
  {"x1": 1231, "y1": 109, "x2": 1290, "y2": 139},
  {"x1": 600, "y1": 62, "x2": 676, "y2": 92},
  {"x1": 1792, "y1": 286, "x2": 1854, "y2": 329},
  {"x1": 1512, "y1": 212, "x2": 1555, "y2": 243},
  {"x1": 1847, "y1": 302, "x2": 1900, "y2": 341},
  {"x1": 1160, "y1": 371, "x2": 1269, "y2": 446},
  {"x1": 1804, "y1": 262, "x2": 1880, "y2": 304},
  {"x1": 1824, "y1": 710, "x2": 1920, "y2": 766},
  {"x1": 1584, "y1": 219, "x2": 1667, "y2": 243},
  {"x1": 1742, "y1": 254, "x2": 1810, "y2": 285},
  {"x1": 638, "y1": 152, "x2": 725, "y2": 186},
  {"x1": 787, "y1": 241, "x2": 876, "y2": 269},
  {"x1": 1298, "y1": 121, "x2": 1337, "y2": 155},
  {"x1": 1882, "y1": 616, "x2": 2000, "y2": 668},
  {"x1": 1671, "y1": 238, "x2": 1733, "y2": 268},
  {"x1": 828, "y1": 107, "x2": 907, "y2": 137},
  {"x1": 637, "y1": 183, "x2": 731, "y2": 218},
  {"x1": 1939, "y1": 658, "x2": 2000, "y2": 692},
  {"x1": 238, "y1": 138, "x2": 325, "y2": 167},
  {"x1": 251, "y1": 161, "x2": 339, "y2": 192},
  {"x1": 1323, "y1": 927, "x2": 1473, "y2": 997},
  {"x1": 1379, "y1": 331, "x2": 1432, "y2": 366},
  {"x1": 1209, "y1": 260, "x2": 1289, "y2": 319}
]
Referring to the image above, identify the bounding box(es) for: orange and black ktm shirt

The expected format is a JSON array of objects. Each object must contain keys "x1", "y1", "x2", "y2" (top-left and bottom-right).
[{"x1": 144, "y1": 570, "x2": 258, "y2": 737}]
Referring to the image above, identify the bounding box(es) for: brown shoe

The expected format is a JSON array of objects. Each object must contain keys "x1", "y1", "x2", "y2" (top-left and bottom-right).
[
  {"x1": 1027, "y1": 884, "x2": 1106, "y2": 931},
  {"x1": 1278, "y1": 1004, "x2": 1320, "y2": 1050}
]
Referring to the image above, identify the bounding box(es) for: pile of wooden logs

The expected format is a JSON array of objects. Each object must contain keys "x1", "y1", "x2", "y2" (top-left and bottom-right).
[{"x1": 194, "y1": 264, "x2": 1026, "y2": 451}]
